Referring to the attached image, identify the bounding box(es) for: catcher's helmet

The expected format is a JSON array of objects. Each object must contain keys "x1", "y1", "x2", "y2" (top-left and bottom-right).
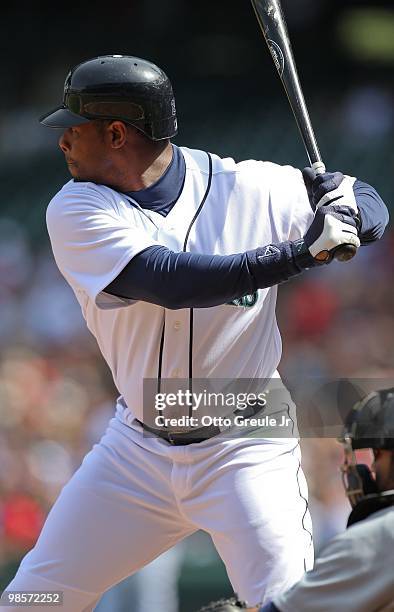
[
  {"x1": 344, "y1": 387, "x2": 394, "y2": 451},
  {"x1": 340, "y1": 387, "x2": 394, "y2": 516},
  {"x1": 39, "y1": 54, "x2": 177, "y2": 141}
]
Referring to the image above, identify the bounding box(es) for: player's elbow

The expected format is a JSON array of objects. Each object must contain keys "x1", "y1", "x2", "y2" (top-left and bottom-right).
[
  {"x1": 366, "y1": 194, "x2": 389, "y2": 242},
  {"x1": 360, "y1": 211, "x2": 389, "y2": 244},
  {"x1": 354, "y1": 181, "x2": 390, "y2": 244},
  {"x1": 374, "y1": 200, "x2": 389, "y2": 240}
]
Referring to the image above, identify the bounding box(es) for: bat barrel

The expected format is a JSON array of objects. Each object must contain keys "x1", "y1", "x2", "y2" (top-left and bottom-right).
[
  {"x1": 251, "y1": 0, "x2": 323, "y2": 169},
  {"x1": 251, "y1": 0, "x2": 357, "y2": 263}
]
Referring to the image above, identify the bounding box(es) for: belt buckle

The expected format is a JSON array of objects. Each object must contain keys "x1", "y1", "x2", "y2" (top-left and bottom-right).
[{"x1": 167, "y1": 429, "x2": 202, "y2": 445}]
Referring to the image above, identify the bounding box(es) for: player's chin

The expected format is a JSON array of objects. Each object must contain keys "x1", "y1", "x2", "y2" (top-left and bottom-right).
[
  {"x1": 67, "y1": 162, "x2": 78, "y2": 175},
  {"x1": 67, "y1": 163, "x2": 85, "y2": 181}
]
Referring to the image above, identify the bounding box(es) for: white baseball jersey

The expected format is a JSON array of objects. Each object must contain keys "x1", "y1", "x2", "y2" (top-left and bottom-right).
[
  {"x1": 274, "y1": 506, "x2": 394, "y2": 612},
  {"x1": 46, "y1": 147, "x2": 314, "y2": 423}
]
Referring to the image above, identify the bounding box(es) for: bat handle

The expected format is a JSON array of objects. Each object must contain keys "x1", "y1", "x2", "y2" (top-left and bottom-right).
[
  {"x1": 312, "y1": 161, "x2": 326, "y2": 175},
  {"x1": 311, "y1": 161, "x2": 357, "y2": 263}
]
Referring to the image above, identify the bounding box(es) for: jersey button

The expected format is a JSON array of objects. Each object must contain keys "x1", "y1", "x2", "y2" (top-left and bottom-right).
[
  {"x1": 174, "y1": 321, "x2": 181, "y2": 330},
  {"x1": 171, "y1": 369, "x2": 181, "y2": 378}
]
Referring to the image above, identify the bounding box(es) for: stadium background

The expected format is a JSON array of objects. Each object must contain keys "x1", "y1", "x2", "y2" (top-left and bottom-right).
[{"x1": 0, "y1": 0, "x2": 393, "y2": 609}]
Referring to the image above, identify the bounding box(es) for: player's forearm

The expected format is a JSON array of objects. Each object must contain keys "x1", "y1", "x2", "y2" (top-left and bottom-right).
[
  {"x1": 104, "y1": 242, "x2": 317, "y2": 309},
  {"x1": 353, "y1": 180, "x2": 389, "y2": 244}
]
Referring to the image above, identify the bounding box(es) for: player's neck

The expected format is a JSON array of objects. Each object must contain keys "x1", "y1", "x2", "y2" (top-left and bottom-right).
[{"x1": 107, "y1": 141, "x2": 173, "y2": 192}]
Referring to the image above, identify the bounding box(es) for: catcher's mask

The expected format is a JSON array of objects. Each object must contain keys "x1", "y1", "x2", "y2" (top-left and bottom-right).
[
  {"x1": 339, "y1": 387, "x2": 394, "y2": 509},
  {"x1": 340, "y1": 435, "x2": 378, "y2": 508}
]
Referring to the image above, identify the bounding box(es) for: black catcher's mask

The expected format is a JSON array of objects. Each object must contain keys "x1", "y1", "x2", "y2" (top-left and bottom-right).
[{"x1": 339, "y1": 388, "x2": 394, "y2": 525}]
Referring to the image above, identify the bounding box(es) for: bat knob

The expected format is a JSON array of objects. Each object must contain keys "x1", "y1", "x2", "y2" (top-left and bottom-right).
[
  {"x1": 312, "y1": 161, "x2": 326, "y2": 175},
  {"x1": 333, "y1": 244, "x2": 358, "y2": 262}
]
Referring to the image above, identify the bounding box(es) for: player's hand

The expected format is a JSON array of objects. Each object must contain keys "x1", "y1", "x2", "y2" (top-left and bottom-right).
[
  {"x1": 303, "y1": 204, "x2": 361, "y2": 263},
  {"x1": 302, "y1": 168, "x2": 359, "y2": 215}
]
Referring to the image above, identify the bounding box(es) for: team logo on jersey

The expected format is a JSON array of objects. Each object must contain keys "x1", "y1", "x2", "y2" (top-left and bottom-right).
[{"x1": 227, "y1": 291, "x2": 258, "y2": 308}]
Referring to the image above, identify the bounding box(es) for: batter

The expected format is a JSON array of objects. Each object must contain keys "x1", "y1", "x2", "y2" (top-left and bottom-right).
[{"x1": 2, "y1": 55, "x2": 388, "y2": 611}]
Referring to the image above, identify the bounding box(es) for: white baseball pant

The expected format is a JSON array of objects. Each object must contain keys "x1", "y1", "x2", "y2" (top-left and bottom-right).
[{"x1": 2, "y1": 417, "x2": 313, "y2": 611}]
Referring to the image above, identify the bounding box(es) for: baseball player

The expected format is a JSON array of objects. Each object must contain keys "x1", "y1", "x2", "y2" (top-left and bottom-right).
[
  {"x1": 199, "y1": 387, "x2": 394, "y2": 612},
  {"x1": 1, "y1": 55, "x2": 388, "y2": 611}
]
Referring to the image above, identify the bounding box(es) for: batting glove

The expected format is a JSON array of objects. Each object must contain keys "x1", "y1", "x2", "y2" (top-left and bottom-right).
[
  {"x1": 303, "y1": 203, "x2": 361, "y2": 263},
  {"x1": 302, "y1": 167, "x2": 359, "y2": 215}
]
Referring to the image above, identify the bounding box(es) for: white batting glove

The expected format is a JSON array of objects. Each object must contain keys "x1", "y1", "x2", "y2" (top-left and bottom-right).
[{"x1": 303, "y1": 204, "x2": 361, "y2": 263}]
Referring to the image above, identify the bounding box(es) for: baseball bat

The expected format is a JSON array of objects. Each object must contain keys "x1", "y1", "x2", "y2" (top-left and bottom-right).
[{"x1": 250, "y1": 0, "x2": 357, "y2": 262}]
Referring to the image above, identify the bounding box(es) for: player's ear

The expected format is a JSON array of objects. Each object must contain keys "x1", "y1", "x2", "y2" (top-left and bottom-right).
[{"x1": 107, "y1": 121, "x2": 128, "y2": 149}]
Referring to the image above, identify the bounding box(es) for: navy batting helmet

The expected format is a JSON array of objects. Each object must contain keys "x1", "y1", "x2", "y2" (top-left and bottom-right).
[{"x1": 39, "y1": 54, "x2": 177, "y2": 141}]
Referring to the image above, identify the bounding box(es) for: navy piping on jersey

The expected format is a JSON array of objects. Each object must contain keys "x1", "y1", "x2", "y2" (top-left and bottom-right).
[
  {"x1": 182, "y1": 153, "x2": 213, "y2": 252},
  {"x1": 188, "y1": 308, "x2": 194, "y2": 410},
  {"x1": 154, "y1": 152, "x2": 213, "y2": 397},
  {"x1": 294, "y1": 441, "x2": 313, "y2": 570},
  {"x1": 281, "y1": 411, "x2": 312, "y2": 571},
  {"x1": 285, "y1": 402, "x2": 295, "y2": 437},
  {"x1": 157, "y1": 318, "x2": 166, "y2": 409},
  {"x1": 181, "y1": 153, "x2": 213, "y2": 414}
]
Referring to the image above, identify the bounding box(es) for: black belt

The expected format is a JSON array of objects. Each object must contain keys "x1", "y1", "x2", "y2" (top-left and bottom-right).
[
  {"x1": 137, "y1": 403, "x2": 264, "y2": 446},
  {"x1": 137, "y1": 420, "x2": 221, "y2": 445}
]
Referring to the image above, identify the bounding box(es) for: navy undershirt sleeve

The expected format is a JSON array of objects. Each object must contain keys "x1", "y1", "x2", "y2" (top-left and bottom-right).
[
  {"x1": 104, "y1": 241, "x2": 314, "y2": 309},
  {"x1": 353, "y1": 179, "x2": 389, "y2": 244},
  {"x1": 103, "y1": 179, "x2": 389, "y2": 309}
]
